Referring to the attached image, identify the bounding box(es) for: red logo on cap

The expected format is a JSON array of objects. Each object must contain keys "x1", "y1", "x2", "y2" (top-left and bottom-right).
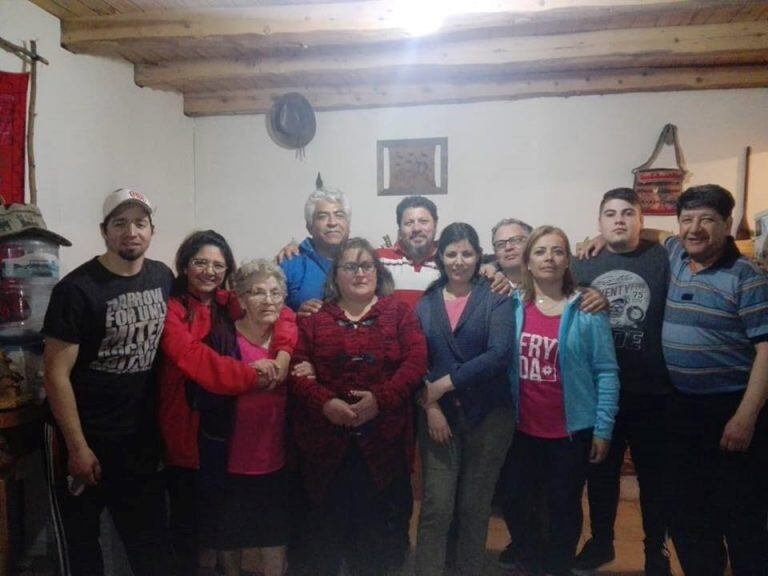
[{"x1": 129, "y1": 191, "x2": 148, "y2": 203}]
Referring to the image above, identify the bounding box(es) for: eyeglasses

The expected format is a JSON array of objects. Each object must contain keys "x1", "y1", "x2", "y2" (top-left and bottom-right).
[
  {"x1": 492, "y1": 236, "x2": 528, "y2": 251},
  {"x1": 245, "y1": 290, "x2": 284, "y2": 303},
  {"x1": 190, "y1": 259, "x2": 227, "y2": 274},
  {"x1": 338, "y1": 262, "x2": 376, "y2": 275}
]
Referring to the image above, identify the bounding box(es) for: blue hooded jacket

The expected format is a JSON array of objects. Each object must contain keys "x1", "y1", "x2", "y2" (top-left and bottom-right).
[
  {"x1": 280, "y1": 237, "x2": 333, "y2": 312},
  {"x1": 508, "y1": 292, "x2": 620, "y2": 440}
]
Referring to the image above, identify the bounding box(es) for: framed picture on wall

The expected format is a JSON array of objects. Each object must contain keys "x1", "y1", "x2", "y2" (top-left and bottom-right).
[{"x1": 377, "y1": 137, "x2": 448, "y2": 196}]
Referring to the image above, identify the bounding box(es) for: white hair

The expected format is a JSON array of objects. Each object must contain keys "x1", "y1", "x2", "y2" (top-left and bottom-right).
[
  {"x1": 304, "y1": 188, "x2": 351, "y2": 229},
  {"x1": 232, "y1": 259, "x2": 287, "y2": 296}
]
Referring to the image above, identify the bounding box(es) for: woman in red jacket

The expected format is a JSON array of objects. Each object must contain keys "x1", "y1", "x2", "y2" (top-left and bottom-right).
[
  {"x1": 290, "y1": 237, "x2": 428, "y2": 576},
  {"x1": 158, "y1": 230, "x2": 295, "y2": 576}
]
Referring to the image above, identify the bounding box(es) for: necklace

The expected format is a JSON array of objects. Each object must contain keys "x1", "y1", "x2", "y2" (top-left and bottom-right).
[{"x1": 535, "y1": 295, "x2": 565, "y2": 315}]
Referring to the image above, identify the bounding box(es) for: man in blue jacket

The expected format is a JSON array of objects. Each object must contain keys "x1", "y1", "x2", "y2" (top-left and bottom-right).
[{"x1": 280, "y1": 184, "x2": 350, "y2": 314}]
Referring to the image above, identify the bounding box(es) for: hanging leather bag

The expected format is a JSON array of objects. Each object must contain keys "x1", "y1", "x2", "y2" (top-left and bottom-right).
[{"x1": 633, "y1": 124, "x2": 688, "y2": 215}]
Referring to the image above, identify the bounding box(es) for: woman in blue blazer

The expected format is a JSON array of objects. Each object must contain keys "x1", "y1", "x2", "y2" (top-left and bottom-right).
[
  {"x1": 504, "y1": 225, "x2": 619, "y2": 576},
  {"x1": 414, "y1": 223, "x2": 515, "y2": 576}
]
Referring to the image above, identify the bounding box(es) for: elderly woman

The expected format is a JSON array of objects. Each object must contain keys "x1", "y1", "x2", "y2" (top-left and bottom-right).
[
  {"x1": 290, "y1": 237, "x2": 427, "y2": 576},
  {"x1": 504, "y1": 226, "x2": 619, "y2": 576},
  {"x1": 414, "y1": 222, "x2": 516, "y2": 576},
  {"x1": 158, "y1": 231, "x2": 296, "y2": 576},
  {"x1": 192, "y1": 259, "x2": 298, "y2": 576}
]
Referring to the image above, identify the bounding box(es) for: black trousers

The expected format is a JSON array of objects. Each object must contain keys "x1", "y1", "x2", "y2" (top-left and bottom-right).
[
  {"x1": 584, "y1": 392, "x2": 670, "y2": 553},
  {"x1": 667, "y1": 390, "x2": 768, "y2": 576},
  {"x1": 166, "y1": 466, "x2": 199, "y2": 575},
  {"x1": 502, "y1": 429, "x2": 592, "y2": 576},
  {"x1": 44, "y1": 424, "x2": 174, "y2": 576},
  {"x1": 303, "y1": 446, "x2": 404, "y2": 576}
]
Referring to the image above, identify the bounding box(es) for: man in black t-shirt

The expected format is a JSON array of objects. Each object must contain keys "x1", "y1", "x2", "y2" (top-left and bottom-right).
[
  {"x1": 570, "y1": 188, "x2": 672, "y2": 576},
  {"x1": 43, "y1": 188, "x2": 174, "y2": 576}
]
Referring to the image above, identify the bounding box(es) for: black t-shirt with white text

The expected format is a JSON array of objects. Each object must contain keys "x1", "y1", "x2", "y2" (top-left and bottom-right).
[
  {"x1": 571, "y1": 241, "x2": 671, "y2": 395},
  {"x1": 43, "y1": 257, "x2": 174, "y2": 438}
]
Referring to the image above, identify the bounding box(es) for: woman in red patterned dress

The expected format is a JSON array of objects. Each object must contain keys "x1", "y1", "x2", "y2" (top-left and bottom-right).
[{"x1": 290, "y1": 237, "x2": 428, "y2": 576}]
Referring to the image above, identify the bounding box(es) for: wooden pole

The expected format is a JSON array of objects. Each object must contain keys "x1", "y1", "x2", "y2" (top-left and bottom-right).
[
  {"x1": 735, "y1": 146, "x2": 752, "y2": 241},
  {"x1": 0, "y1": 35, "x2": 47, "y2": 205},
  {"x1": 0, "y1": 37, "x2": 49, "y2": 65},
  {"x1": 26, "y1": 40, "x2": 39, "y2": 205}
]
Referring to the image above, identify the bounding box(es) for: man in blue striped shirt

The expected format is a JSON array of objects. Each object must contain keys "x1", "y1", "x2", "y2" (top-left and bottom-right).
[{"x1": 662, "y1": 185, "x2": 768, "y2": 576}]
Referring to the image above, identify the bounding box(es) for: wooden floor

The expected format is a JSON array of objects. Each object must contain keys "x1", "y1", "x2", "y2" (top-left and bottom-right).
[{"x1": 482, "y1": 497, "x2": 683, "y2": 576}]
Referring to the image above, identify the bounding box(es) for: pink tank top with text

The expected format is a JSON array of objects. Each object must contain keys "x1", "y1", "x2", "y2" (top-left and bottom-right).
[{"x1": 517, "y1": 302, "x2": 568, "y2": 439}]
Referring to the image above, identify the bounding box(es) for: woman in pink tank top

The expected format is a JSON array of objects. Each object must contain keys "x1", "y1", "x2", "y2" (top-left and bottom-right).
[
  {"x1": 503, "y1": 226, "x2": 619, "y2": 576},
  {"x1": 195, "y1": 259, "x2": 299, "y2": 576}
]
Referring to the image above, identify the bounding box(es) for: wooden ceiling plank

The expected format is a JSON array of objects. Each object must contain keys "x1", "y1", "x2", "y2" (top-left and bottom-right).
[
  {"x1": 134, "y1": 21, "x2": 768, "y2": 91},
  {"x1": 28, "y1": 0, "x2": 73, "y2": 19},
  {"x1": 101, "y1": 0, "x2": 145, "y2": 14},
  {"x1": 51, "y1": 0, "x2": 101, "y2": 16},
  {"x1": 690, "y1": 7, "x2": 716, "y2": 25},
  {"x1": 182, "y1": 64, "x2": 768, "y2": 116},
  {"x1": 652, "y1": 8, "x2": 697, "y2": 26},
  {"x1": 704, "y1": 7, "x2": 743, "y2": 24},
  {"x1": 740, "y1": 5, "x2": 768, "y2": 20},
  {"x1": 76, "y1": 0, "x2": 122, "y2": 15}
]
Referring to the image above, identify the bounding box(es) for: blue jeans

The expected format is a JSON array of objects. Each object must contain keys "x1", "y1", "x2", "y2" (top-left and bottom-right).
[
  {"x1": 502, "y1": 429, "x2": 593, "y2": 576},
  {"x1": 415, "y1": 406, "x2": 514, "y2": 576}
]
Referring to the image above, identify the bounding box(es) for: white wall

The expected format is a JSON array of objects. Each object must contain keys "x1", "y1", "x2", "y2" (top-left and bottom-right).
[
  {"x1": 0, "y1": 0, "x2": 194, "y2": 273},
  {"x1": 3, "y1": 0, "x2": 767, "y2": 269},
  {"x1": 194, "y1": 89, "x2": 768, "y2": 261}
]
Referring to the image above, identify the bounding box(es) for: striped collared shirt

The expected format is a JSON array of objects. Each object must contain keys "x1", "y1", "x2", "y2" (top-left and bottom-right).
[{"x1": 662, "y1": 236, "x2": 768, "y2": 394}]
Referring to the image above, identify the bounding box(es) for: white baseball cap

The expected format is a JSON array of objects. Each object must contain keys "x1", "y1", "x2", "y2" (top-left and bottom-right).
[{"x1": 102, "y1": 188, "x2": 153, "y2": 220}]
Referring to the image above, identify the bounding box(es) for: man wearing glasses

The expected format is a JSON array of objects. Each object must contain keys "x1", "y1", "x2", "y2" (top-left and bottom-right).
[
  {"x1": 42, "y1": 189, "x2": 174, "y2": 576},
  {"x1": 489, "y1": 218, "x2": 534, "y2": 290}
]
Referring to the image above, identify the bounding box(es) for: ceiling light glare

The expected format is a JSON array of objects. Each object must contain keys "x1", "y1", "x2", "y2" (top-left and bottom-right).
[
  {"x1": 392, "y1": 0, "x2": 506, "y2": 37},
  {"x1": 393, "y1": 0, "x2": 452, "y2": 37}
]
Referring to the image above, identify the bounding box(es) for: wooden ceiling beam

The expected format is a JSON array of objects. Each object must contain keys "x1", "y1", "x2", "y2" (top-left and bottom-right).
[
  {"x1": 135, "y1": 21, "x2": 768, "y2": 92},
  {"x1": 60, "y1": 0, "x2": 761, "y2": 57},
  {"x1": 183, "y1": 65, "x2": 768, "y2": 116}
]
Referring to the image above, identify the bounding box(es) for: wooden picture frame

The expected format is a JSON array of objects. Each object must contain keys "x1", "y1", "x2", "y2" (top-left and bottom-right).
[{"x1": 377, "y1": 137, "x2": 448, "y2": 196}]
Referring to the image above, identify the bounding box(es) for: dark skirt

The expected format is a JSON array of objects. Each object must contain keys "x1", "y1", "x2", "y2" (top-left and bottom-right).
[{"x1": 197, "y1": 432, "x2": 290, "y2": 550}]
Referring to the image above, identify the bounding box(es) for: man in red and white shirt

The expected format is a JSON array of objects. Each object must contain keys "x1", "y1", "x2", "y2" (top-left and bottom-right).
[{"x1": 376, "y1": 196, "x2": 441, "y2": 309}]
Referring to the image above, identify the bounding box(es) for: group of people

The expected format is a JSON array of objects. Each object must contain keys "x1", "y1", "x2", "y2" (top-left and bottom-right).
[{"x1": 39, "y1": 182, "x2": 767, "y2": 576}]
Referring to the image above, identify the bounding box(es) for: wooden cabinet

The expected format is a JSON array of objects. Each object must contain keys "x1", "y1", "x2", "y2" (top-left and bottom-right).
[{"x1": 0, "y1": 405, "x2": 44, "y2": 576}]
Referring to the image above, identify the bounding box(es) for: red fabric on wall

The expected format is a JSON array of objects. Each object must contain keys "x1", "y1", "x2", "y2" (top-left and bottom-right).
[{"x1": 0, "y1": 72, "x2": 29, "y2": 205}]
